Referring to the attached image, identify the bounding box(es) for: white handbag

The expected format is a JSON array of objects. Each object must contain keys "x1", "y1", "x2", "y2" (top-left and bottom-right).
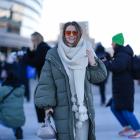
[{"x1": 37, "y1": 114, "x2": 57, "y2": 139}]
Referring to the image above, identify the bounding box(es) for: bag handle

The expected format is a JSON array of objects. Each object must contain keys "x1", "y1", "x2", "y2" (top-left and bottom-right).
[{"x1": 45, "y1": 113, "x2": 57, "y2": 133}]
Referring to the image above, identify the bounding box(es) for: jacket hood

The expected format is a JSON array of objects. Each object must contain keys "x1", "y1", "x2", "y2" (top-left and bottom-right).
[
  {"x1": 114, "y1": 44, "x2": 134, "y2": 56},
  {"x1": 123, "y1": 44, "x2": 134, "y2": 56}
]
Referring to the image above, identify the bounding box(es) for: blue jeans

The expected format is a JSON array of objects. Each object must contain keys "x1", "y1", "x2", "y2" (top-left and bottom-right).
[{"x1": 111, "y1": 101, "x2": 140, "y2": 131}]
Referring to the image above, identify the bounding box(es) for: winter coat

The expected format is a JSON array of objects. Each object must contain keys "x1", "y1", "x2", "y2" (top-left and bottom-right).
[
  {"x1": 24, "y1": 42, "x2": 50, "y2": 78},
  {"x1": 35, "y1": 47, "x2": 107, "y2": 140},
  {"x1": 0, "y1": 85, "x2": 25, "y2": 128},
  {"x1": 105, "y1": 45, "x2": 134, "y2": 112}
]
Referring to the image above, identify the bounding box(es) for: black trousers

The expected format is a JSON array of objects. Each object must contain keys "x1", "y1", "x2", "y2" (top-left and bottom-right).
[
  {"x1": 98, "y1": 82, "x2": 106, "y2": 104},
  {"x1": 35, "y1": 105, "x2": 45, "y2": 123}
]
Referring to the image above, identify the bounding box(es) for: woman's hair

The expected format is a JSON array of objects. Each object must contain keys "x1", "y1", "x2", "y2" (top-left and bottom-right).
[
  {"x1": 62, "y1": 21, "x2": 82, "y2": 45},
  {"x1": 31, "y1": 32, "x2": 44, "y2": 42}
]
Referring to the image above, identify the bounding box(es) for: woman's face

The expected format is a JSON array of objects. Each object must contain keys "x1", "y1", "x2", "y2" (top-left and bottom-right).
[
  {"x1": 111, "y1": 42, "x2": 116, "y2": 50},
  {"x1": 64, "y1": 25, "x2": 79, "y2": 47}
]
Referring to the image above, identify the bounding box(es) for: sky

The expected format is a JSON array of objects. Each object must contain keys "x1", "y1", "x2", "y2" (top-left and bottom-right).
[{"x1": 38, "y1": 0, "x2": 140, "y2": 54}]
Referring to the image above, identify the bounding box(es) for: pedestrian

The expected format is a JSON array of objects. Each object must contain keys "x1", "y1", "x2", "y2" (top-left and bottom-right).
[
  {"x1": 35, "y1": 21, "x2": 107, "y2": 140},
  {"x1": 104, "y1": 33, "x2": 140, "y2": 138},
  {"x1": 25, "y1": 32, "x2": 51, "y2": 78},
  {"x1": 94, "y1": 42, "x2": 111, "y2": 106},
  {"x1": 0, "y1": 62, "x2": 25, "y2": 139},
  {"x1": 23, "y1": 32, "x2": 51, "y2": 127}
]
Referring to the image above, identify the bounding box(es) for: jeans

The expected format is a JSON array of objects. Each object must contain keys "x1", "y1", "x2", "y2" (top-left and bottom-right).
[{"x1": 111, "y1": 101, "x2": 140, "y2": 131}]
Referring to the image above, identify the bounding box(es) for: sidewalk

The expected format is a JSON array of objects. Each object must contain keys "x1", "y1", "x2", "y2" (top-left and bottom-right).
[{"x1": 0, "y1": 79, "x2": 140, "y2": 140}]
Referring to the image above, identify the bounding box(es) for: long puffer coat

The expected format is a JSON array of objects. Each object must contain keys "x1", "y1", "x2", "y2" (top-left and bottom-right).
[
  {"x1": 105, "y1": 45, "x2": 134, "y2": 112},
  {"x1": 35, "y1": 47, "x2": 107, "y2": 140}
]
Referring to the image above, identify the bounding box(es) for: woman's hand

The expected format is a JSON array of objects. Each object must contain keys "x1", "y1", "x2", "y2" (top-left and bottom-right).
[{"x1": 86, "y1": 48, "x2": 97, "y2": 66}]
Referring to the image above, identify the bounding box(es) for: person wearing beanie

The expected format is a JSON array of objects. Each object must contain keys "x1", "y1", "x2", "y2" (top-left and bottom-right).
[
  {"x1": 34, "y1": 21, "x2": 107, "y2": 140},
  {"x1": 94, "y1": 42, "x2": 111, "y2": 106},
  {"x1": 112, "y1": 33, "x2": 124, "y2": 46},
  {"x1": 104, "y1": 33, "x2": 140, "y2": 138}
]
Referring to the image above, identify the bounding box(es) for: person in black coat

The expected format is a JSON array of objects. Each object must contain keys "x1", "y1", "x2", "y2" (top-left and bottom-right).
[
  {"x1": 104, "y1": 33, "x2": 140, "y2": 138},
  {"x1": 24, "y1": 32, "x2": 50, "y2": 77},
  {"x1": 23, "y1": 32, "x2": 51, "y2": 125},
  {"x1": 16, "y1": 54, "x2": 30, "y2": 102},
  {"x1": 95, "y1": 42, "x2": 110, "y2": 105}
]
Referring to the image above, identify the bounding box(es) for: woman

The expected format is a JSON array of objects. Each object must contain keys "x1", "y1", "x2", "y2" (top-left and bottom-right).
[{"x1": 35, "y1": 21, "x2": 107, "y2": 140}]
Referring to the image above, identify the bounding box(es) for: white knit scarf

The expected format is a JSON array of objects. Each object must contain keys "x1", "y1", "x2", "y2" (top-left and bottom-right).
[{"x1": 57, "y1": 36, "x2": 93, "y2": 128}]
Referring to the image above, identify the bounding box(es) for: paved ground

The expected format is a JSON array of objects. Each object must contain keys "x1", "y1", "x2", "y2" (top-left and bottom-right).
[{"x1": 0, "y1": 78, "x2": 140, "y2": 140}]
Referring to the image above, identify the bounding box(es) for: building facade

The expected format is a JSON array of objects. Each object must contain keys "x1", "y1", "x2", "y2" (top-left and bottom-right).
[{"x1": 0, "y1": 0, "x2": 43, "y2": 50}]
